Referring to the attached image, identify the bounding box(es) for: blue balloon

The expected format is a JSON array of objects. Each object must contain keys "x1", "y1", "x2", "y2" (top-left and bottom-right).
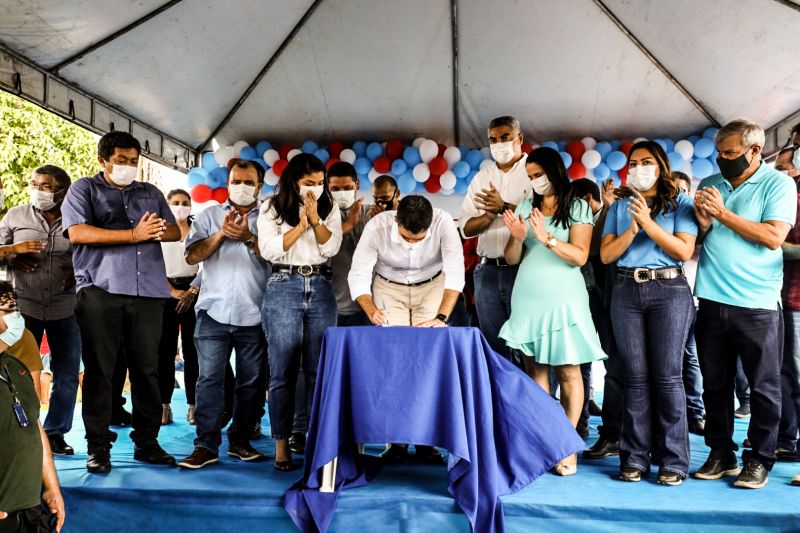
[
  {"x1": 594, "y1": 142, "x2": 612, "y2": 158},
  {"x1": 314, "y1": 149, "x2": 330, "y2": 164},
  {"x1": 558, "y1": 141, "x2": 568, "y2": 151},
  {"x1": 688, "y1": 135, "x2": 701, "y2": 144},
  {"x1": 358, "y1": 175, "x2": 371, "y2": 191},
  {"x1": 594, "y1": 162, "x2": 611, "y2": 181},
  {"x1": 542, "y1": 141, "x2": 559, "y2": 151},
  {"x1": 415, "y1": 181, "x2": 427, "y2": 193},
  {"x1": 452, "y1": 161, "x2": 470, "y2": 179},
  {"x1": 354, "y1": 157, "x2": 372, "y2": 175},
  {"x1": 255, "y1": 141, "x2": 271, "y2": 156},
  {"x1": 692, "y1": 158, "x2": 714, "y2": 179},
  {"x1": 459, "y1": 146, "x2": 471, "y2": 160},
  {"x1": 398, "y1": 172, "x2": 416, "y2": 194},
  {"x1": 302, "y1": 140, "x2": 318, "y2": 154},
  {"x1": 711, "y1": 159, "x2": 720, "y2": 174},
  {"x1": 465, "y1": 149, "x2": 484, "y2": 170},
  {"x1": 606, "y1": 151, "x2": 627, "y2": 171},
  {"x1": 610, "y1": 140, "x2": 621, "y2": 150},
  {"x1": 209, "y1": 167, "x2": 228, "y2": 188},
  {"x1": 655, "y1": 139, "x2": 668, "y2": 152},
  {"x1": 454, "y1": 178, "x2": 469, "y2": 195},
  {"x1": 466, "y1": 170, "x2": 478, "y2": 183},
  {"x1": 239, "y1": 146, "x2": 258, "y2": 160},
  {"x1": 403, "y1": 146, "x2": 422, "y2": 167},
  {"x1": 366, "y1": 142, "x2": 383, "y2": 161},
  {"x1": 667, "y1": 151, "x2": 685, "y2": 170},
  {"x1": 202, "y1": 152, "x2": 219, "y2": 169},
  {"x1": 352, "y1": 141, "x2": 367, "y2": 157},
  {"x1": 662, "y1": 138, "x2": 675, "y2": 152},
  {"x1": 254, "y1": 159, "x2": 268, "y2": 170},
  {"x1": 703, "y1": 127, "x2": 719, "y2": 140},
  {"x1": 694, "y1": 138, "x2": 715, "y2": 159},
  {"x1": 559, "y1": 152, "x2": 572, "y2": 168},
  {"x1": 261, "y1": 183, "x2": 274, "y2": 195},
  {"x1": 188, "y1": 168, "x2": 208, "y2": 188},
  {"x1": 391, "y1": 159, "x2": 408, "y2": 176}
]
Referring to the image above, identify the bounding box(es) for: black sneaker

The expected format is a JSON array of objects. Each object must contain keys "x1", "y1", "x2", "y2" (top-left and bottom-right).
[
  {"x1": 693, "y1": 455, "x2": 740, "y2": 480},
  {"x1": 379, "y1": 444, "x2": 409, "y2": 464},
  {"x1": 583, "y1": 438, "x2": 619, "y2": 459},
  {"x1": 227, "y1": 443, "x2": 265, "y2": 462},
  {"x1": 776, "y1": 448, "x2": 800, "y2": 462},
  {"x1": 178, "y1": 447, "x2": 219, "y2": 469},
  {"x1": 688, "y1": 418, "x2": 705, "y2": 436},
  {"x1": 134, "y1": 443, "x2": 177, "y2": 466},
  {"x1": 48, "y1": 435, "x2": 75, "y2": 456},
  {"x1": 734, "y1": 404, "x2": 751, "y2": 418},
  {"x1": 733, "y1": 462, "x2": 769, "y2": 489},
  {"x1": 576, "y1": 422, "x2": 590, "y2": 439},
  {"x1": 109, "y1": 407, "x2": 132, "y2": 427},
  {"x1": 251, "y1": 422, "x2": 263, "y2": 440},
  {"x1": 87, "y1": 448, "x2": 112, "y2": 474},
  {"x1": 742, "y1": 438, "x2": 752, "y2": 448},
  {"x1": 415, "y1": 445, "x2": 446, "y2": 466},
  {"x1": 289, "y1": 432, "x2": 306, "y2": 455},
  {"x1": 588, "y1": 399, "x2": 602, "y2": 417}
]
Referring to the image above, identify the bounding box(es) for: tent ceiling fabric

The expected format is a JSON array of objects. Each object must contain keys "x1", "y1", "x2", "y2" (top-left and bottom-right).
[{"x1": 1, "y1": 0, "x2": 800, "y2": 151}]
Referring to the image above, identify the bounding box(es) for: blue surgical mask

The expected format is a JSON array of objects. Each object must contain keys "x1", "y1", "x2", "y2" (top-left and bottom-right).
[{"x1": 0, "y1": 311, "x2": 25, "y2": 347}]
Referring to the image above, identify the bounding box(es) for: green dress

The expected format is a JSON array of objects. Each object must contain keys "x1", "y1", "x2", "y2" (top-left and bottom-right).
[{"x1": 499, "y1": 198, "x2": 607, "y2": 365}]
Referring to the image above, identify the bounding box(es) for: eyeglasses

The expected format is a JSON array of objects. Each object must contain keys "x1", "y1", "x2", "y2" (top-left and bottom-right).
[{"x1": 29, "y1": 181, "x2": 63, "y2": 193}]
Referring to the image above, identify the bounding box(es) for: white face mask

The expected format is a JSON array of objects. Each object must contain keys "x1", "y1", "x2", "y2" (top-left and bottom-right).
[
  {"x1": 170, "y1": 205, "x2": 191, "y2": 221},
  {"x1": 490, "y1": 141, "x2": 517, "y2": 165},
  {"x1": 107, "y1": 164, "x2": 138, "y2": 187},
  {"x1": 793, "y1": 150, "x2": 800, "y2": 170},
  {"x1": 228, "y1": 183, "x2": 257, "y2": 206},
  {"x1": 531, "y1": 175, "x2": 554, "y2": 195},
  {"x1": 29, "y1": 189, "x2": 60, "y2": 211},
  {"x1": 628, "y1": 165, "x2": 659, "y2": 192},
  {"x1": 299, "y1": 185, "x2": 324, "y2": 200},
  {"x1": 0, "y1": 311, "x2": 25, "y2": 347},
  {"x1": 331, "y1": 190, "x2": 356, "y2": 210}
]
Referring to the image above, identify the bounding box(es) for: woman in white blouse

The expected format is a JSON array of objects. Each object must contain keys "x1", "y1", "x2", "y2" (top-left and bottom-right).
[{"x1": 258, "y1": 153, "x2": 343, "y2": 470}]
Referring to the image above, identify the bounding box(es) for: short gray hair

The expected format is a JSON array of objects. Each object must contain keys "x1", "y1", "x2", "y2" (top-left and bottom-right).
[
  {"x1": 715, "y1": 119, "x2": 765, "y2": 149},
  {"x1": 488, "y1": 116, "x2": 521, "y2": 134}
]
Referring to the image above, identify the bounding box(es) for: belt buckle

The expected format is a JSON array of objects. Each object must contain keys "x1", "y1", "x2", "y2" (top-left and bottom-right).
[
  {"x1": 633, "y1": 268, "x2": 651, "y2": 284},
  {"x1": 297, "y1": 265, "x2": 313, "y2": 277}
]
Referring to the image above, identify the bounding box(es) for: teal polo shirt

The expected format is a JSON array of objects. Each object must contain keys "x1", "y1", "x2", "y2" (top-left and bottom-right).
[{"x1": 695, "y1": 163, "x2": 797, "y2": 310}]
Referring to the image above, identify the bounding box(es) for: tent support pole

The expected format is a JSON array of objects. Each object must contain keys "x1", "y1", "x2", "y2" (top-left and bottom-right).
[{"x1": 451, "y1": 0, "x2": 460, "y2": 146}]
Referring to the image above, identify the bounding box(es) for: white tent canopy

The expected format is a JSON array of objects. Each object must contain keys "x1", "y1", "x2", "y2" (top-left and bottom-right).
[{"x1": 1, "y1": 0, "x2": 799, "y2": 171}]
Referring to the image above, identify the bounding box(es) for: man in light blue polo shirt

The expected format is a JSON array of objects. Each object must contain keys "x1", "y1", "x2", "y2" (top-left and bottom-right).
[{"x1": 691, "y1": 119, "x2": 797, "y2": 489}]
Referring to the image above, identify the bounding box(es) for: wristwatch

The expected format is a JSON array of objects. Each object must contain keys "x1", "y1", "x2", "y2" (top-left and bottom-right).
[
  {"x1": 435, "y1": 313, "x2": 448, "y2": 323},
  {"x1": 244, "y1": 236, "x2": 256, "y2": 248},
  {"x1": 501, "y1": 202, "x2": 509, "y2": 214},
  {"x1": 544, "y1": 235, "x2": 557, "y2": 249},
  {"x1": 311, "y1": 219, "x2": 324, "y2": 228}
]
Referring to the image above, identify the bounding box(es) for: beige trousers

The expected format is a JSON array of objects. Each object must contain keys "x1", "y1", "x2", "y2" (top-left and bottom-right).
[{"x1": 371, "y1": 273, "x2": 444, "y2": 326}]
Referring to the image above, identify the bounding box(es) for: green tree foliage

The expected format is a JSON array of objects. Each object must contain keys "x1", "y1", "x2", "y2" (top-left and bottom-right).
[{"x1": 0, "y1": 91, "x2": 98, "y2": 215}]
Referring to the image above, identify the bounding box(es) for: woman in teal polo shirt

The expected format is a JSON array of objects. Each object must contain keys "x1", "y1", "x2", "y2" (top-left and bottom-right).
[{"x1": 600, "y1": 141, "x2": 698, "y2": 486}]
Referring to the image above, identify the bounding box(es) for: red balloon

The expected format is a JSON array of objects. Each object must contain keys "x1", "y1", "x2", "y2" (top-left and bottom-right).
[
  {"x1": 211, "y1": 187, "x2": 229, "y2": 203},
  {"x1": 437, "y1": 143, "x2": 447, "y2": 157},
  {"x1": 325, "y1": 158, "x2": 340, "y2": 170},
  {"x1": 272, "y1": 159, "x2": 288, "y2": 177},
  {"x1": 327, "y1": 141, "x2": 345, "y2": 159},
  {"x1": 618, "y1": 166, "x2": 628, "y2": 186},
  {"x1": 424, "y1": 174, "x2": 442, "y2": 193},
  {"x1": 620, "y1": 142, "x2": 634, "y2": 156},
  {"x1": 278, "y1": 144, "x2": 293, "y2": 160},
  {"x1": 567, "y1": 162, "x2": 586, "y2": 180},
  {"x1": 566, "y1": 140, "x2": 585, "y2": 161},
  {"x1": 385, "y1": 139, "x2": 404, "y2": 160},
  {"x1": 428, "y1": 156, "x2": 448, "y2": 175},
  {"x1": 373, "y1": 156, "x2": 391, "y2": 174},
  {"x1": 522, "y1": 143, "x2": 533, "y2": 154},
  {"x1": 191, "y1": 185, "x2": 212, "y2": 203}
]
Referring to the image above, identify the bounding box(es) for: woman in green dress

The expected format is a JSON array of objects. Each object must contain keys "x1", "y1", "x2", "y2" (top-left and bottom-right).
[{"x1": 499, "y1": 147, "x2": 607, "y2": 476}]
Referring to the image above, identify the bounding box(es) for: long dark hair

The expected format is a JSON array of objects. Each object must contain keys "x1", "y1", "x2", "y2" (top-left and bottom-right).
[
  {"x1": 270, "y1": 153, "x2": 332, "y2": 227},
  {"x1": 528, "y1": 147, "x2": 576, "y2": 230},
  {"x1": 627, "y1": 141, "x2": 679, "y2": 217}
]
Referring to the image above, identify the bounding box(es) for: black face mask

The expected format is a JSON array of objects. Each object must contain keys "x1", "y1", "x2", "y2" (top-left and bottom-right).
[
  {"x1": 716, "y1": 151, "x2": 752, "y2": 181},
  {"x1": 375, "y1": 190, "x2": 397, "y2": 210}
]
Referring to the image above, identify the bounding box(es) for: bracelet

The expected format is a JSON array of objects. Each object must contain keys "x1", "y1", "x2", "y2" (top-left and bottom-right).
[{"x1": 312, "y1": 219, "x2": 324, "y2": 228}]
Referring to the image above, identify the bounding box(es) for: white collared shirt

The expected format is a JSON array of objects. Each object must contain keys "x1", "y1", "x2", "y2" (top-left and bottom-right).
[
  {"x1": 458, "y1": 156, "x2": 530, "y2": 258},
  {"x1": 258, "y1": 200, "x2": 343, "y2": 265},
  {"x1": 348, "y1": 209, "x2": 465, "y2": 299}
]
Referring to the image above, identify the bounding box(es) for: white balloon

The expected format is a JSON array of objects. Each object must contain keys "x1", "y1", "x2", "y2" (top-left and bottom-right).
[
  {"x1": 440, "y1": 170, "x2": 457, "y2": 190},
  {"x1": 674, "y1": 140, "x2": 694, "y2": 161},
  {"x1": 339, "y1": 148, "x2": 356, "y2": 164},
  {"x1": 584, "y1": 168, "x2": 596, "y2": 182},
  {"x1": 412, "y1": 137, "x2": 427, "y2": 148},
  {"x1": 287, "y1": 149, "x2": 302, "y2": 161},
  {"x1": 581, "y1": 150, "x2": 602, "y2": 170},
  {"x1": 530, "y1": 143, "x2": 541, "y2": 150},
  {"x1": 233, "y1": 140, "x2": 249, "y2": 156},
  {"x1": 480, "y1": 147, "x2": 491, "y2": 159},
  {"x1": 419, "y1": 140, "x2": 439, "y2": 163},
  {"x1": 443, "y1": 146, "x2": 462, "y2": 168},
  {"x1": 263, "y1": 149, "x2": 280, "y2": 166},
  {"x1": 412, "y1": 163, "x2": 431, "y2": 182},
  {"x1": 368, "y1": 168, "x2": 381, "y2": 182},
  {"x1": 479, "y1": 159, "x2": 494, "y2": 171},
  {"x1": 682, "y1": 159, "x2": 693, "y2": 177},
  {"x1": 633, "y1": 137, "x2": 648, "y2": 144},
  {"x1": 214, "y1": 146, "x2": 235, "y2": 167},
  {"x1": 440, "y1": 187, "x2": 454, "y2": 196},
  {"x1": 264, "y1": 169, "x2": 280, "y2": 186},
  {"x1": 580, "y1": 137, "x2": 597, "y2": 150}
]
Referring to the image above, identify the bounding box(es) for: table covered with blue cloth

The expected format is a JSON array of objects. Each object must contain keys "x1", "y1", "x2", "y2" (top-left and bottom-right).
[{"x1": 284, "y1": 326, "x2": 584, "y2": 533}]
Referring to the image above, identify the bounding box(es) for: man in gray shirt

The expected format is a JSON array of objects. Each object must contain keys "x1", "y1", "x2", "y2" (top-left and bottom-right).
[{"x1": 0, "y1": 165, "x2": 81, "y2": 457}]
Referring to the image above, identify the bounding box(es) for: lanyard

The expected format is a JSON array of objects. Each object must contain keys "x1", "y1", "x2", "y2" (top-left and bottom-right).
[{"x1": 0, "y1": 363, "x2": 19, "y2": 397}]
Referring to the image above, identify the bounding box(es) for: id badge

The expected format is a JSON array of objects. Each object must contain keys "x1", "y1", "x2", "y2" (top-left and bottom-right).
[{"x1": 12, "y1": 400, "x2": 29, "y2": 427}]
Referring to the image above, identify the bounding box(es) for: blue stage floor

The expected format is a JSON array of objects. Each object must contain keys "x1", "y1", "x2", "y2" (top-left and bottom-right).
[{"x1": 51, "y1": 395, "x2": 800, "y2": 532}]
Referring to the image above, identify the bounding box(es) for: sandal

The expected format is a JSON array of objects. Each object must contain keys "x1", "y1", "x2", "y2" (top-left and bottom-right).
[
  {"x1": 553, "y1": 462, "x2": 577, "y2": 476},
  {"x1": 274, "y1": 459, "x2": 296, "y2": 472},
  {"x1": 619, "y1": 467, "x2": 642, "y2": 482},
  {"x1": 657, "y1": 472, "x2": 684, "y2": 486}
]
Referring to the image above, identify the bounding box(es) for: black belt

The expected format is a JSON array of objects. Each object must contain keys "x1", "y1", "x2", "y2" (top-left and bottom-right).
[
  {"x1": 617, "y1": 266, "x2": 685, "y2": 283},
  {"x1": 168, "y1": 276, "x2": 196, "y2": 290},
  {"x1": 480, "y1": 256, "x2": 510, "y2": 267},
  {"x1": 377, "y1": 271, "x2": 442, "y2": 287},
  {"x1": 272, "y1": 264, "x2": 331, "y2": 277}
]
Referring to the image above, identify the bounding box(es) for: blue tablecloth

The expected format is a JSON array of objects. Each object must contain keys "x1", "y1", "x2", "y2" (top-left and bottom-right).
[{"x1": 284, "y1": 327, "x2": 584, "y2": 532}]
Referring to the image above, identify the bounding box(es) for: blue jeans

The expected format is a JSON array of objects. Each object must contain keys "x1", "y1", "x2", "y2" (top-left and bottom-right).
[
  {"x1": 683, "y1": 306, "x2": 705, "y2": 422},
  {"x1": 779, "y1": 309, "x2": 800, "y2": 450},
  {"x1": 262, "y1": 272, "x2": 337, "y2": 440},
  {"x1": 473, "y1": 263, "x2": 518, "y2": 360},
  {"x1": 611, "y1": 276, "x2": 693, "y2": 476},
  {"x1": 24, "y1": 315, "x2": 82, "y2": 438},
  {"x1": 193, "y1": 310, "x2": 267, "y2": 453}
]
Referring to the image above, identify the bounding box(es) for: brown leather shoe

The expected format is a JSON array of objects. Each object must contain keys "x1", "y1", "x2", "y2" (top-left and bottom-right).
[
  {"x1": 227, "y1": 443, "x2": 265, "y2": 462},
  {"x1": 178, "y1": 447, "x2": 219, "y2": 469}
]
